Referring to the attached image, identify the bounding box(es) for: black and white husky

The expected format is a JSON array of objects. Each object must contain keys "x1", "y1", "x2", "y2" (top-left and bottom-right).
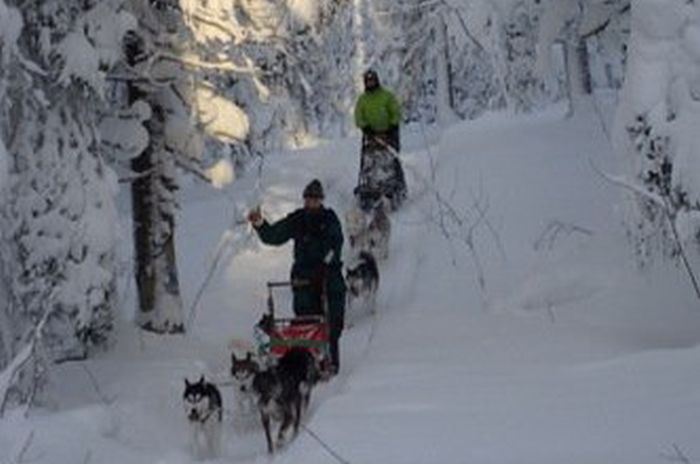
[
  {"x1": 366, "y1": 203, "x2": 391, "y2": 261},
  {"x1": 183, "y1": 376, "x2": 223, "y2": 460},
  {"x1": 252, "y1": 348, "x2": 318, "y2": 454},
  {"x1": 346, "y1": 251, "x2": 380, "y2": 315},
  {"x1": 230, "y1": 351, "x2": 260, "y2": 429},
  {"x1": 346, "y1": 200, "x2": 391, "y2": 261},
  {"x1": 345, "y1": 205, "x2": 368, "y2": 251}
]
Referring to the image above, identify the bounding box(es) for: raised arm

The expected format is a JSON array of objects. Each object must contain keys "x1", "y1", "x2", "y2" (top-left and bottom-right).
[{"x1": 255, "y1": 211, "x2": 299, "y2": 246}]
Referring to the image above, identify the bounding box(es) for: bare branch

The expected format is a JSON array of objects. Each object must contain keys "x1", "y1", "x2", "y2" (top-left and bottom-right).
[
  {"x1": 589, "y1": 160, "x2": 666, "y2": 209},
  {"x1": 416, "y1": 121, "x2": 501, "y2": 297},
  {"x1": 0, "y1": 343, "x2": 34, "y2": 417},
  {"x1": 591, "y1": 159, "x2": 700, "y2": 304},
  {"x1": 80, "y1": 364, "x2": 115, "y2": 406},
  {"x1": 11, "y1": 430, "x2": 35, "y2": 464},
  {"x1": 534, "y1": 220, "x2": 594, "y2": 252},
  {"x1": 660, "y1": 443, "x2": 693, "y2": 464}
]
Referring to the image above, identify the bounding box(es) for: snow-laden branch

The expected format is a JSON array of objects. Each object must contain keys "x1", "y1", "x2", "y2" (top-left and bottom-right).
[
  {"x1": 0, "y1": 302, "x2": 52, "y2": 416},
  {"x1": 0, "y1": 342, "x2": 33, "y2": 415},
  {"x1": 588, "y1": 160, "x2": 666, "y2": 209},
  {"x1": 590, "y1": 159, "x2": 700, "y2": 304}
]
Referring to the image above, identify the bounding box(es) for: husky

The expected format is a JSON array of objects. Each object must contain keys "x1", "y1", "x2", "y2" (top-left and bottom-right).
[
  {"x1": 345, "y1": 206, "x2": 368, "y2": 252},
  {"x1": 230, "y1": 352, "x2": 261, "y2": 429},
  {"x1": 183, "y1": 376, "x2": 223, "y2": 460},
  {"x1": 345, "y1": 251, "x2": 380, "y2": 315},
  {"x1": 252, "y1": 348, "x2": 318, "y2": 454},
  {"x1": 366, "y1": 202, "x2": 391, "y2": 261}
]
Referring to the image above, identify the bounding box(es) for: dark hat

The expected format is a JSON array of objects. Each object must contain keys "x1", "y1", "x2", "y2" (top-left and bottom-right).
[
  {"x1": 364, "y1": 68, "x2": 379, "y2": 82},
  {"x1": 303, "y1": 179, "x2": 324, "y2": 199}
]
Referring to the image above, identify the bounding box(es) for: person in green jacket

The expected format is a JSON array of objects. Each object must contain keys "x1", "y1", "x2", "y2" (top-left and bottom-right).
[
  {"x1": 354, "y1": 68, "x2": 401, "y2": 151},
  {"x1": 247, "y1": 179, "x2": 346, "y2": 374}
]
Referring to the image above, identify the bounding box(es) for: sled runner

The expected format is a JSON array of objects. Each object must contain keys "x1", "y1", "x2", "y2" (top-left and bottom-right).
[
  {"x1": 355, "y1": 135, "x2": 407, "y2": 212},
  {"x1": 254, "y1": 280, "x2": 333, "y2": 379}
]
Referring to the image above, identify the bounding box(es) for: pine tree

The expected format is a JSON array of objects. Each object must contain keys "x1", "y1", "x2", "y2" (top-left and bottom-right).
[
  {"x1": 1, "y1": 0, "x2": 128, "y2": 409},
  {"x1": 119, "y1": 0, "x2": 254, "y2": 333}
]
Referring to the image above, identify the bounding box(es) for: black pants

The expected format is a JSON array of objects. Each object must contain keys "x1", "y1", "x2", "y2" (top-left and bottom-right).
[
  {"x1": 326, "y1": 291, "x2": 345, "y2": 370},
  {"x1": 292, "y1": 285, "x2": 346, "y2": 371}
]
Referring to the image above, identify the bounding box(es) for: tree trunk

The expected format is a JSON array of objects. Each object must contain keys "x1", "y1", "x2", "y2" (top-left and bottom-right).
[
  {"x1": 436, "y1": 14, "x2": 457, "y2": 124},
  {"x1": 130, "y1": 99, "x2": 184, "y2": 334},
  {"x1": 125, "y1": 33, "x2": 185, "y2": 335},
  {"x1": 563, "y1": 38, "x2": 590, "y2": 116}
]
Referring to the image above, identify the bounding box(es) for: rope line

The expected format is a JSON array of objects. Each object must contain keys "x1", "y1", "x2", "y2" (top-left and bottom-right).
[{"x1": 301, "y1": 424, "x2": 352, "y2": 464}]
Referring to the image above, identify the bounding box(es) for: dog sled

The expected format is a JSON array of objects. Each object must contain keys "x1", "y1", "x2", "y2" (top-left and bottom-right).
[
  {"x1": 354, "y1": 135, "x2": 407, "y2": 212},
  {"x1": 254, "y1": 280, "x2": 333, "y2": 379}
]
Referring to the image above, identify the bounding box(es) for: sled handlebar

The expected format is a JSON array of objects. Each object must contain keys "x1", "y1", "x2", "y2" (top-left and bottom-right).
[{"x1": 267, "y1": 280, "x2": 310, "y2": 289}]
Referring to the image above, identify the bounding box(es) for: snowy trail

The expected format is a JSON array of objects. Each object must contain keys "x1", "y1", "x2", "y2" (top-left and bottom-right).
[
  {"x1": 4, "y1": 103, "x2": 700, "y2": 463},
  {"x1": 274, "y1": 104, "x2": 700, "y2": 463}
]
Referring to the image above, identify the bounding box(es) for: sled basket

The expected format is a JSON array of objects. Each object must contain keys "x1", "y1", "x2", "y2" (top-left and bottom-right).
[
  {"x1": 266, "y1": 316, "x2": 329, "y2": 357},
  {"x1": 254, "y1": 281, "x2": 332, "y2": 375}
]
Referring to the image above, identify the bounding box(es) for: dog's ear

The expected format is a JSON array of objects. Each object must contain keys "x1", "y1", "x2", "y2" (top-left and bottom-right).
[
  {"x1": 185, "y1": 378, "x2": 191, "y2": 388},
  {"x1": 231, "y1": 352, "x2": 238, "y2": 363},
  {"x1": 199, "y1": 375, "x2": 205, "y2": 384},
  {"x1": 246, "y1": 352, "x2": 252, "y2": 361}
]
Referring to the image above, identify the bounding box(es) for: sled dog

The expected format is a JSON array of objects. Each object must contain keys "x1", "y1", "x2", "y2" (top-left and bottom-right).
[
  {"x1": 252, "y1": 348, "x2": 318, "y2": 453},
  {"x1": 230, "y1": 351, "x2": 260, "y2": 427},
  {"x1": 345, "y1": 206, "x2": 368, "y2": 252},
  {"x1": 346, "y1": 251, "x2": 380, "y2": 314},
  {"x1": 366, "y1": 203, "x2": 391, "y2": 261},
  {"x1": 183, "y1": 376, "x2": 223, "y2": 460}
]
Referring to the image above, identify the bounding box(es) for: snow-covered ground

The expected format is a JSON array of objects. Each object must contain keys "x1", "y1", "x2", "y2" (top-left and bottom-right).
[{"x1": 3, "y1": 101, "x2": 700, "y2": 463}]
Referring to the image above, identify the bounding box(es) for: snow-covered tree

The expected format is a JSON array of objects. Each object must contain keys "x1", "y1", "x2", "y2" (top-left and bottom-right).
[
  {"x1": 614, "y1": 0, "x2": 700, "y2": 295},
  {"x1": 2, "y1": 0, "x2": 127, "y2": 359},
  {"x1": 0, "y1": 0, "x2": 23, "y2": 372},
  {"x1": 356, "y1": 0, "x2": 568, "y2": 122},
  {"x1": 534, "y1": 0, "x2": 630, "y2": 114},
  {"x1": 114, "y1": 0, "x2": 255, "y2": 333},
  {"x1": 225, "y1": 0, "x2": 357, "y2": 148},
  {"x1": 0, "y1": 0, "x2": 130, "y2": 410}
]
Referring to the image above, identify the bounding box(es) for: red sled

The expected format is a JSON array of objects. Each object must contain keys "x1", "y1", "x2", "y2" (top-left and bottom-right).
[{"x1": 256, "y1": 281, "x2": 332, "y2": 378}]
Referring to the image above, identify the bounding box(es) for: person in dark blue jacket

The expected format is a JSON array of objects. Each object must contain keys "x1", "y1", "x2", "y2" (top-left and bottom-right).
[{"x1": 248, "y1": 179, "x2": 346, "y2": 374}]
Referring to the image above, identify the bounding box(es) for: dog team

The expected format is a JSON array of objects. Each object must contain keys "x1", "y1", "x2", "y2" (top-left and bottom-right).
[
  {"x1": 183, "y1": 177, "x2": 391, "y2": 458},
  {"x1": 183, "y1": 68, "x2": 403, "y2": 459}
]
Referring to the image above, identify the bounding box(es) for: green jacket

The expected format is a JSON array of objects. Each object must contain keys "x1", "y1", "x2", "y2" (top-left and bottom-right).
[
  {"x1": 354, "y1": 87, "x2": 401, "y2": 133},
  {"x1": 255, "y1": 207, "x2": 346, "y2": 295}
]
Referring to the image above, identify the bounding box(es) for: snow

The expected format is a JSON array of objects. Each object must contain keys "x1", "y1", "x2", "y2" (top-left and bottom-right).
[
  {"x1": 100, "y1": 101, "x2": 152, "y2": 161},
  {"x1": 206, "y1": 159, "x2": 236, "y2": 189},
  {"x1": 3, "y1": 98, "x2": 700, "y2": 462},
  {"x1": 194, "y1": 84, "x2": 250, "y2": 144},
  {"x1": 83, "y1": 2, "x2": 137, "y2": 69},
  {"x1": 287, "y1": 0, "x2": 320, "y2": 28},
  {"x1": 0, "y1": 137, "x2": 7, "y2": 194},
  {"x1": 57, "y1": 31, "x2": 104, "y2": 92}
]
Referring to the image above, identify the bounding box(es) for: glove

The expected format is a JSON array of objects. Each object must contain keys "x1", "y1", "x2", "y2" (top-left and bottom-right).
[{"x1": 247, "y1": 206, "x2": 264, "y2": 228}]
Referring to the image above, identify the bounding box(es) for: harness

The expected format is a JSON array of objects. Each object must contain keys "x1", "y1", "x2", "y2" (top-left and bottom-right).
[{"x1": 189, "y1": 405, "x2": 222, "y2": 424}]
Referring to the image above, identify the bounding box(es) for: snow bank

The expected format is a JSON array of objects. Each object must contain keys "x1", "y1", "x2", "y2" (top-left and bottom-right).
[
  {"x1": 614, "y1": 0, "x2": 700, "y2": 257},
  {"x1": 0, "y1": 137, "x2": 7, "y2": 194}
]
